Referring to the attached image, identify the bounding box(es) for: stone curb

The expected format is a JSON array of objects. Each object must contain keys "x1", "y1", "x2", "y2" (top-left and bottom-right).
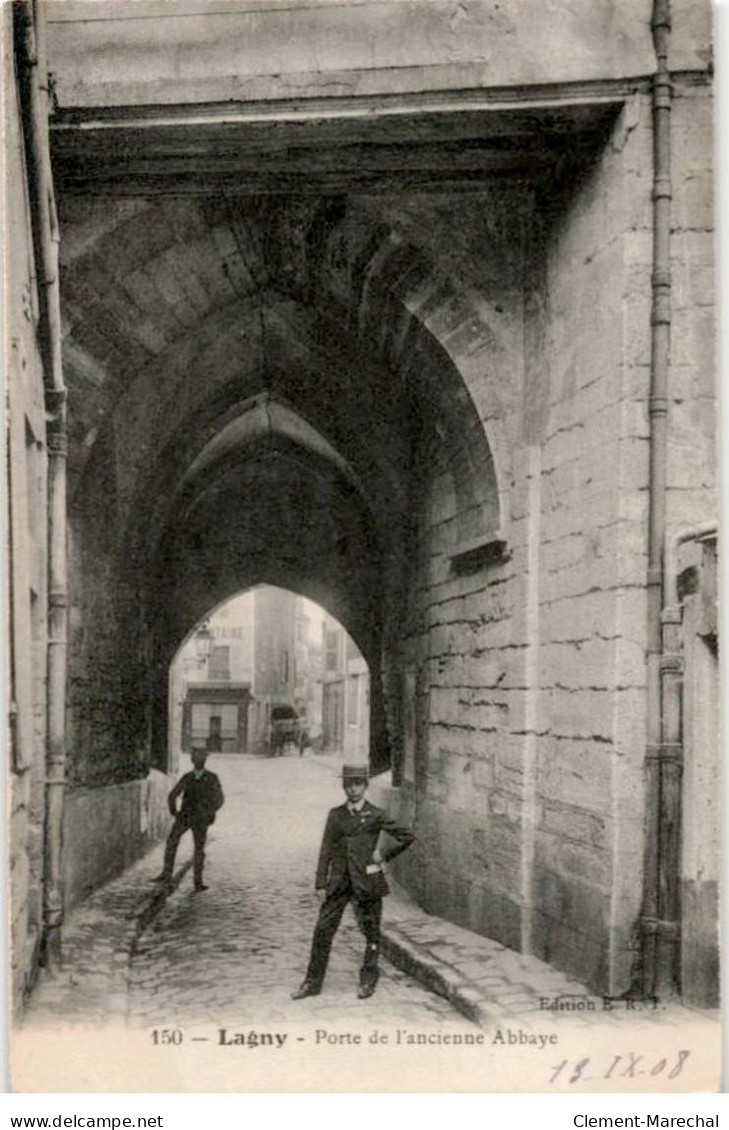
[
  {"x1": 108, "y1": 859, "x2": 196, "y2": 1023},
  {"x1": 380, "y1": 923, "x2": 493, "y2": 1028}
]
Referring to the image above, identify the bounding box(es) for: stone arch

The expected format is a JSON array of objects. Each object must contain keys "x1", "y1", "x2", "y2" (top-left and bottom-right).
[
  {"x1": 179, "y1": 391, "x2": 367, "y2": 502},
  {"x1": 146, "y1": 439, "x2": 391, "y2": 776},
  {"x1": 63, "y1": 195, "x2": 509, "y2": 791},
  {"x1": 64, "y1": 195, "x2": 506, "y2": 553},
  {"x1": 123, "y1": 386, "x2": 382, "y2": 583}
]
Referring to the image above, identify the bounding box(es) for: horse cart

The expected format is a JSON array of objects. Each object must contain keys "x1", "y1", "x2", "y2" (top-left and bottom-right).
[{"x1": 269, "y1": 705, "x2": 307, "y2": 756}]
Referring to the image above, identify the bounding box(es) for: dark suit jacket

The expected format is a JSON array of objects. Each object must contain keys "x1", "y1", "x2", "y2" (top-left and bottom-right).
[
  {"x1": 169, "y1": 769, "x2": 225, "y2": 826},
  {"x1": 315, "y1": 800, "x2": 414, "y2": 899}
]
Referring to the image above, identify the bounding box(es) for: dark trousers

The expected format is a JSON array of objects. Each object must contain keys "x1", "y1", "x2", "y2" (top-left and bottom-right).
[
  {"x1": 306, "y1": 880, "x2": 383, "y2": 989},
  {"x1": 162, "y1": 815, "x2": 208, "y2": 885}
]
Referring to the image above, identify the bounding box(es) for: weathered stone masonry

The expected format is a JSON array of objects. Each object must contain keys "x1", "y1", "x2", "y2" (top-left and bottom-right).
[
  {"x1": 384, "y1": 77, "x2": 716, "y2": 1001},
  {"x1": 5, "y1": 4, "x2": 49, "y2": 1008}
]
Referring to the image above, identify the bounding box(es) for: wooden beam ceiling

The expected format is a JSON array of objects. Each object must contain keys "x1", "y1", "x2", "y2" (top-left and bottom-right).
[{"x1": 51, "y1": 100, "x2": 621, "y2": 196}]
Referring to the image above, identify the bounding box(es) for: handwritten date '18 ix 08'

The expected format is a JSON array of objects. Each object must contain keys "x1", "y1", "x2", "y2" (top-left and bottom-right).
[{"x1": 549, "y1": 1050, "x2": 691, "y2": 1085}]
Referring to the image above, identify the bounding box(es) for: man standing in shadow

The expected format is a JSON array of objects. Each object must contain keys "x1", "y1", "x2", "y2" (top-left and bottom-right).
[
  {"x1": 156, "y1": 748, "x2": 225, "y2": 892},
  {"x1": 292, "y1": 764, "x2": 415, "y2": 1000}
]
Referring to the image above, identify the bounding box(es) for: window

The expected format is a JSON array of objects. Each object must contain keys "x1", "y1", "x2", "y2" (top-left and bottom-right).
[
  {"x1": 209, "y1": 645, "x2": 230, "y2": 680},
  {"x1": 325, "y1": 629, "x2": 340, "y2": 673},
  {"x1": 347, "y1": 675, "x2": 359, "y2": 726}
]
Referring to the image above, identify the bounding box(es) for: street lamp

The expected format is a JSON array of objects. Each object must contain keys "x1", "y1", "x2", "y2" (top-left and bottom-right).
[{"x1": 194, "y1": 621, "x2": 213, "y2": 666}]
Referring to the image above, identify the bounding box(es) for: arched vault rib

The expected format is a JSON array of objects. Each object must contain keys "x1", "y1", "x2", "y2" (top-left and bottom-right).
[
  {"x1": 268, "y1": 199, "x2": 508, "y2": 544},
  {"x1": 157, "y1": 452, "x2": 381, "y2": 665},
  {"x1": 113, "y1": 294, "x2": 409, "y2": 584},
  {"x1": 140, "y1": 390, "x2": 378, "y2": 577},
  {"x1": 64, "y1": 196, "x2": 506, "y2": 550},
  {"x1": 180, "y1": 391, "x2": 366, "y2": 502}
]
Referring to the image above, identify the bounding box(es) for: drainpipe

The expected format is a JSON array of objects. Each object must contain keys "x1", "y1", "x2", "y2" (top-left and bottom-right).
[
  {"x1": 21, "y1": 0, "x2": 68, "y2": 969},
  {"x1": 646, "y1": 520, "x2": 719, "y2": 998},
  {"x1": 640, "y1": 0, "x2": 673, "y2": 998}
]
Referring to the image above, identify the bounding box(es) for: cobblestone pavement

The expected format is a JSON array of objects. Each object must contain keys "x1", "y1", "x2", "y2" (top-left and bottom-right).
[
  {"x1": 21, "y1": 754, "x2": 716, "y2": 1038},
  {"x1": 126, "y1": 754, "x2": 471, "y2": 1030},
  {"x1": 23, "y1": 754, "x2": 471, "y2": 1031}
]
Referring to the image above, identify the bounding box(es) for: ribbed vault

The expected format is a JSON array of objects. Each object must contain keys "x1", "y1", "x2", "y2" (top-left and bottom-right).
[{"x1": 63, "y1": 194, "x2": 504, "y2": 782}]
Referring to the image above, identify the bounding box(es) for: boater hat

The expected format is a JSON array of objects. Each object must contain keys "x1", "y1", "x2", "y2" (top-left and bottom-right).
[{"x1": 341, "y1": 764, "x2": 370, "y2": 781}]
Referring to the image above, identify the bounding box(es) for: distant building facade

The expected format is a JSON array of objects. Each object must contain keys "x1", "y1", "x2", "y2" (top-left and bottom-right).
[
  {"x1": 169, "y1": 592, "x2": 254, "y2": 757},
  {"x1": 247, "y1": 586, "x2": 297, "y2": 753},
  {"x1": 321, "y1": 614, "x2": 370, "y2": 759},
  {"x1": 168, "y1": 587, "x2": 329, "y2": 757}
]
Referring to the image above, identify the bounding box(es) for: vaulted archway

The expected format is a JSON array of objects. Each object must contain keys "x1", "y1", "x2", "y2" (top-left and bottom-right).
[{"x1": 64, "y1": 195, "x2": 504, "y2": 792}]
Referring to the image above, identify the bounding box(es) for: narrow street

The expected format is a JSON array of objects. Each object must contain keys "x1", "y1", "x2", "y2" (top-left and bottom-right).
[
  {"x1": 126, "y1": 754, "x2": 472, "y2": 1029},
  {"x1": 16, "y1": 753, "x2": 719, "y2": 1093}
]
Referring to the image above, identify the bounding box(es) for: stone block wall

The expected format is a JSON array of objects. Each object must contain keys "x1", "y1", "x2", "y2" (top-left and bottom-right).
[
  {"x1": 5, "y1": 6, "x2": 49, "y2": 1012},
  {"x1": 667, "y1": 81, "x2": 716, "y2": 536},
  {"x1": 67, "y1": 456, "x2": 151, "y2": 789},
  {"x1": 63, "y1": 772, "x2": 171, "y2": 911},
  {"x1": 527, "y1": 97, "x2": 654, "y2": 992},
  {"x1": 373, "y1": 130, "x2": 641, "y2": 982},
  {"x1": 387, "y1": 69, "x2": 715, "y2": 998},
  {"x1": 387, "y1": 93, "x2": 650, "y2": 994},
  {"x1": 382, "y1": 184, "x2": 531, "y2": 952},
  {"x1": 46, "y1": 0, "x2": 655, "y2": 111}
]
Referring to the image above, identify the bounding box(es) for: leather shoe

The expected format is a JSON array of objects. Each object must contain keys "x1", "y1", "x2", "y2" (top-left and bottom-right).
[
  {"x1": 357, "y1": 975, "x2": 379, "y2": 999},
  {"x1": 291, "y1": 982, "x2": 321, "y2": 1000},
  {"x1": 194, "y1": 884, "x2": 209, "y2": 892}
]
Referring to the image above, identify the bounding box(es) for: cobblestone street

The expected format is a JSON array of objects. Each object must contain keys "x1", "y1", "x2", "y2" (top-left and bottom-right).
[
  {"x1": 127, "y1": 754, "x2": 471, "y2": 1029},
  {"x1": 23, "y1": 751, "x2": 719, "y2": 1038},
  {"x1": 24, "y1": 754, "x2": 471, "y2": 1031},
  {"x1": 16, "y1": 754, "x2": 721, "y2": 1092},
  {"x1": 22, "y1": 750, "x2": 719, "y2": 1046}
]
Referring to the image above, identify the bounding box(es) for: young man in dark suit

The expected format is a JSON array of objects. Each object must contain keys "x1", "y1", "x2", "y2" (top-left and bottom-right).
[
  {"x1": 156, "y1": 749, "x2": 225, "y2": 892},
  {"x1": 292, "y1": 764, "x2": 415, "y2": 1000}
]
